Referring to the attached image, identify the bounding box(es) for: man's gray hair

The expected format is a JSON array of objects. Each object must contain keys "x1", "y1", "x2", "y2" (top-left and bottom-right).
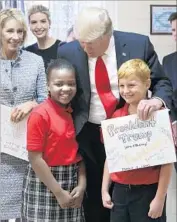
[{"x1": 74, "y1": 7, "x2": 113, "y2": 42}]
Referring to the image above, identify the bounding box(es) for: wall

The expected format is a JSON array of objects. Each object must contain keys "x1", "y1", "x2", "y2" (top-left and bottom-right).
[{"x1": 104, "y1": 1, "x2": 176, "y2": 63}]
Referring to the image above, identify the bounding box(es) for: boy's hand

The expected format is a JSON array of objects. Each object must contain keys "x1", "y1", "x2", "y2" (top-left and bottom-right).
[
  {"x1": 55, "y1": 189, "x2": 74, "y2": 209},
  {"x1": 70, "y1": 186, "x2": 85, "y2": 208},
  {"x1": 102, "y1": 191, "x2": 114, "y2": 209},
  {"x1": 148, "y1": 197, "x2": 165, "y2": 219}
]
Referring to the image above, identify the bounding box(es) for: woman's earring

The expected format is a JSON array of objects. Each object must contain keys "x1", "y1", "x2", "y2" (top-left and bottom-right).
[{"x1": 48, "y1": 90, "x2": 51, "y2": 97}]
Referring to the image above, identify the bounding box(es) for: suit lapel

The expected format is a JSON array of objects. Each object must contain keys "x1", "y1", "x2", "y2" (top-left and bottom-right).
[
  {"x1": 76, "y1": 44, "x2": 90, "y2": 102},
  {"x1": 172, "y1": 52, "x2": 177, "y2": 87},
  {"x1": 114, "y1": 31, "x2": 130, "y2": 70}
]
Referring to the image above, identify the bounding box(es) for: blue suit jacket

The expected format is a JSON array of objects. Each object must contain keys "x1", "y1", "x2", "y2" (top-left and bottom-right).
[{"x1": 163, "y1": 51, "x2": 177, "y2": 120}]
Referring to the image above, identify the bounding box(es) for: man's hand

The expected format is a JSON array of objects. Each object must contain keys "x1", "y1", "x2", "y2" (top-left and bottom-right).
[{"x1": 137, "y1": 98, "x2": 163, "y2": 120}]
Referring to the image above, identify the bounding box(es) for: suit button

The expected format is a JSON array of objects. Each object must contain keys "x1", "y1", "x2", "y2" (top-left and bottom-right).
[
  {"x1": 5, "y1": 69, "x2": 8, "y2": 72},
  {"x1": 10, "y1": 101, "x2": 14, "y2": 105},
  {"x1": 13, "y1": 86, "x2": 17, "y2": 92}
]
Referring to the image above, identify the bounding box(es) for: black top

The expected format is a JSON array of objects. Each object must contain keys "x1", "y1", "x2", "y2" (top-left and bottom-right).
[{"x1": 25, "y1": 39, "x2": 63, "y2": 70}]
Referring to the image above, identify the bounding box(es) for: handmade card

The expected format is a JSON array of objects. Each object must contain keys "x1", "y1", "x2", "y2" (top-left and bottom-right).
[{"x1": 101, "y1": 109, "x2": 176, "y2": 173}]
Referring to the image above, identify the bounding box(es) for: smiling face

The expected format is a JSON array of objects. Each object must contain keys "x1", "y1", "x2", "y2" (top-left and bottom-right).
[
  {"x1": 1, "y1": 18, "x2": 24, "y2": 57},
  {"x1": 119, "y1": 76, "x2": 150, "y2": 106},
  {"x1": 29, "y1": 12, "x2": 50, "y2": 39},
  {"x1": 48, "y1": 68, "x2": 77, "y2": 106}
]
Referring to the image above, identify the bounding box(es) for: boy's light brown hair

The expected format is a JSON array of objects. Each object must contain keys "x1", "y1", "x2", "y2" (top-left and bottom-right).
[{"x1": 118, "y1": 59, "x2": 151, "y2": 83}]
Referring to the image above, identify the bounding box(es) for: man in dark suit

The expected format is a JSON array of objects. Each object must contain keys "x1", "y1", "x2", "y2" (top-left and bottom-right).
[
  {"x1": 58, "y1": 7, "x2": 173, "y2": 222},
  {"x1": 162, "y1": 12, "x2": 177, "y2": 171}
]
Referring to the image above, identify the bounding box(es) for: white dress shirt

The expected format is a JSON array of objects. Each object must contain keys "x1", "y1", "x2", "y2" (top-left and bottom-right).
[{"x1": 88, "y1": 36, "x2": 119, "y2": 124}]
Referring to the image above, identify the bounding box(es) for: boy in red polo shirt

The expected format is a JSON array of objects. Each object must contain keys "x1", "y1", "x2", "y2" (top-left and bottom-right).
[
  {"x1": 101, "y1": 59, "x2": 173, "y2": 222},
  {"x1": 22, "y1": 59, "x2": 86, "y2": 222}
]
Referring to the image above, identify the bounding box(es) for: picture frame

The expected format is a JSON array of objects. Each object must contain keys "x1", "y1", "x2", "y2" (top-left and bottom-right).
[{"x1": 150, "y1": 5, "x2": 177, "y2": 35}]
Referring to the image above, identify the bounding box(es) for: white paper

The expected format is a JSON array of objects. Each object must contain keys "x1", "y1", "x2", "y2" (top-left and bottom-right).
[
  {"x1": 0, "y1": 104, "x2": 28, "y2": 161},
  {"x1": 101, "y1": 109, "x2": 176, "y2": 173}
]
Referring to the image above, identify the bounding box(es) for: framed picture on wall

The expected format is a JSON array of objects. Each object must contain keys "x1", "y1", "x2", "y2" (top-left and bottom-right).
[{"x1": 150, "y1": 5, "x2": 177, "y2": 35}]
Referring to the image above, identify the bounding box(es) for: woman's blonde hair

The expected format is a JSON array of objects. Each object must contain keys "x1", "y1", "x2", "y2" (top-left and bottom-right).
[
  {"x1": 0, "y1": 8, "x2": 27, "y2": 46},
  {"x1": 28, "y1": 5, "x2": 51, "y2": 23},
  {"x1": 118, "y1": 59, "x2": 151, "y2": 82}
]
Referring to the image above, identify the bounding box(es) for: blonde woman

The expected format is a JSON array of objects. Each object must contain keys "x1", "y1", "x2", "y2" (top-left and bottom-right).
[
  {"x1": 26, "y1": 5, "x2": 63, "y2": 70},
  {"x1": 0, "y1": 8, "x2": 47, "y2": 221}
]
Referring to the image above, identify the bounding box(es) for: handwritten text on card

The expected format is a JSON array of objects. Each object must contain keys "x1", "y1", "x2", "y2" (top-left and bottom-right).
[{"x1": 101, "y1": 109, "x2": 176, "y2": 173}]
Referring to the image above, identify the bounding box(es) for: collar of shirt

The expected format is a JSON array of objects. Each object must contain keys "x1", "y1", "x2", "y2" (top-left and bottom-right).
[
  {"x1": 47, "y1": 97, "x2": 73, "y2": 114},
  {"x1": 104, "y1": 35, "x2": 115, "y2": 56}
]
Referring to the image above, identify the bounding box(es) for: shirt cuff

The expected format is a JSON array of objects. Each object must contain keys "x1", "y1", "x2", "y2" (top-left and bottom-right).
[{"x1": 151, "y1": 97, "x2": 167, "y2": 108}]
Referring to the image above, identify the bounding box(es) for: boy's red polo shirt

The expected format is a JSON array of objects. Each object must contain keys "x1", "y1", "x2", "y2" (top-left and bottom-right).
[
  {"x1": 110, "y1": 104, "x2": 160, "y2": 185},
  {"x1": 27, "y1": 98, "x2": 81, "y2": 166}
]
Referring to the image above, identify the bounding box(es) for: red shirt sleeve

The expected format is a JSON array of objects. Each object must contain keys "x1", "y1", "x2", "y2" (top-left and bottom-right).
[{"x1": 27, "y1": 112, "x2": 48, "y2": 152}]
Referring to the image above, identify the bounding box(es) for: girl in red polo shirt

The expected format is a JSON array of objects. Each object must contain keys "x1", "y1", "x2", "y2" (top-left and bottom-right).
[
  {"x1": 102, "y1": 59, "x2": 173, "y2": 222},
  {"x1": 22, "y1": 59, "x2": 86, "y2": 222}
]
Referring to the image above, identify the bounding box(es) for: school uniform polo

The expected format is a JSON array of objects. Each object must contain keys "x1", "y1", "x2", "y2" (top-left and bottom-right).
[
  {"x1": 110, "y1": 104, "x2": 160, "y2": 185},
  {"x1": 27, "y1": 97, "x2": 81, "y2": 166}
]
